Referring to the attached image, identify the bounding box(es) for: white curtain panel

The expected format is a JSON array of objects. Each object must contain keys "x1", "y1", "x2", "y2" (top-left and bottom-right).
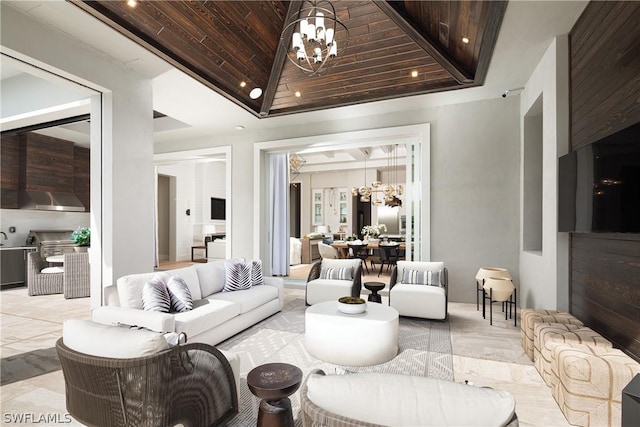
[{"x1": 269, "y1": 153, "x2": 290, "y2": 275}]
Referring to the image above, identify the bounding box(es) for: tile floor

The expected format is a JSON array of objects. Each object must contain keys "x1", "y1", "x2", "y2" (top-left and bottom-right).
[{"x1": 1, "y1": 285, "x2": 570, "y2": 426}]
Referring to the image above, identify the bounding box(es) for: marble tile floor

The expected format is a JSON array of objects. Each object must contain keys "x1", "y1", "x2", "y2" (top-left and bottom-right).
[{"x1": 1, "y1": 286, "x2": 570, "y2": 426}]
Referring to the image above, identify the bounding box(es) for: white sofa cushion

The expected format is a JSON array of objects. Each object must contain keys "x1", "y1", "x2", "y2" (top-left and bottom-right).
[
  {"x1": 390, "y1": 283, "x2": 446, "y2": 319},
  {"x1": 306, "y1": 279, "x2": 356, "y2": 306},
  {"x1": 306, "y1": 373, "x2": 516, "y2": 427},
  {"x1": 195, "y1": 260, "x2": 227, "y2": 297},
  {"x1": 117, "y1": 266, "x2": 201, "y2": 309},
  {"x1": 209, "y1": 285, "x2": 278, "y2": 314},
  {"x1": 63, "y1": 319, "x2": 168, "y2": 358},
  {"x1": 173, "y1": 299, "x2": 241, "y2": 338}
]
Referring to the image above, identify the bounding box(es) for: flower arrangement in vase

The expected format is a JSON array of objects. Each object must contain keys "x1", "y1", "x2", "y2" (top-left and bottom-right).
[{"x1": 361, "y1": 224, "x2": 387, "y2": 241}]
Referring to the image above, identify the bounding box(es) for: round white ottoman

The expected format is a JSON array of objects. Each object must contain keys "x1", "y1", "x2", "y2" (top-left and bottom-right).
[{"x1": 305, "y1": 301, "x2": 399, "y2": 367}]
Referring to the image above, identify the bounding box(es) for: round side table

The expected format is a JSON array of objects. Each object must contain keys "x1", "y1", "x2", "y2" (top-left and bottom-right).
[
  {"x1": 247, "y1": 362, "x2": 303, "y2": 427},
  {"x1": 364, "y1": 282, "x2": 385, "y2": 303}
]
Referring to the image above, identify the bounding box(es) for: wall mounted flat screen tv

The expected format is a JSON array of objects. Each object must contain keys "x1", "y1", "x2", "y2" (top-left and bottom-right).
[
  {"x1": 558, "y1": 123, "x2": 640, "y2": 233},
  {"x1": 211, "y1": 197, "x2": 226, "y2": 220}
]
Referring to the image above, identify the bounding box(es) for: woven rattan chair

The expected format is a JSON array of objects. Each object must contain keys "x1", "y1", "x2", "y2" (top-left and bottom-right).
[
  {"x1": 56, "y1": 338, "x2": 238, "y2": 427},
  {"x1": 63, "y1": 252, "x2": 90, "y2": 299},
  {"x1": 27, "y1": 251, "x2": 63, "y2": 296}
]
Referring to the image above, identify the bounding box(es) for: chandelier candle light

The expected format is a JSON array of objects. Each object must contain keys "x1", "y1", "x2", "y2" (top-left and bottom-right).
[{"x1": 285, "y1": 0, "x2": 349, "y2": 76}]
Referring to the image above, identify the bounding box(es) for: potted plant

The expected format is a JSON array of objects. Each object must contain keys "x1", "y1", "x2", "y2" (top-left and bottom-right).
[{"x1": 70, "y1": 227, "x2": 90, "y2": 252}]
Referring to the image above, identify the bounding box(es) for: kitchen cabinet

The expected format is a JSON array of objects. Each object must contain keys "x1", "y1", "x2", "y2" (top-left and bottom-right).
[{"x1": 0, "y1": 247, "x2": 36, "y2": 287}]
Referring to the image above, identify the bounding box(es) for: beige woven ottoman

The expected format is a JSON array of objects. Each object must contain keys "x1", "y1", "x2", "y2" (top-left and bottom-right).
[
  {"x1": 551, "y1": 343, "x2": 640, "y2": 427},
  {"x1": 533, "y1": 323, "x2": 611, "y2": 386},
  {"x1": 520, "y1": 309, "x2": 583, "y2": 361}
]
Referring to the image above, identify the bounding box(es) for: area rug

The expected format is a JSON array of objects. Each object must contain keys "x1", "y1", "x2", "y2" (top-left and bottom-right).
[{"x1": 218, "y1": 298, "x2": 453, "y2": 426}]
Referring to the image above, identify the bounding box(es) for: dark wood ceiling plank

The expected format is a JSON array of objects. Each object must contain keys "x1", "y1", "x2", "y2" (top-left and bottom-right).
[
  {"x1": 188, "y1": 2, "x2": 274, "y2": 76},
  {"x1": 376, "y1": 1, "x2": 473, "y2": 83},
  {"x1": 271, "y1": 77, "x2": 459, "y2": 110},
  {"x1": 203, "y1": 1, "x2": 280, "y2": 59},
  {"x1": 279, "y1": 58, "x2": 446, "y2": 91},
  {"x1": 71, "y1": 0, "x2": 262, "y2": 115},
  {"x1": 276, "y1": 66, "x2": 452, "y2": 101}
]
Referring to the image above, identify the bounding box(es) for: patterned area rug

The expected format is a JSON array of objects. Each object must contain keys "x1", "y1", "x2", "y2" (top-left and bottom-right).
[{"x1": 218, "y1": 299, "x2": 453, "y2": 426}]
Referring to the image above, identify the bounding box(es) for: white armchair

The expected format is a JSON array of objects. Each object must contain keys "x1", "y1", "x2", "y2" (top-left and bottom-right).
[
  {"x1": 389, "y1": 261, "x2": 448, "y2": 320},
  {"x1": 305, "y1": 258, "x2": 362, "y2": 305},
  {"x1": 317, "y1": 242, "x2": 339, "y2": 259}
]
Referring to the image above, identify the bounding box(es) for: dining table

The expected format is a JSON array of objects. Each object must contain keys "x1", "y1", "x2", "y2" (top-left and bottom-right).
[{"x1": 330, "y1": 241, "x2": 406, "y2": 259}]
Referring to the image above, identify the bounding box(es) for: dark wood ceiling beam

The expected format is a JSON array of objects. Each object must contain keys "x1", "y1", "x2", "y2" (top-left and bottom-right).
[
  {"x1": 472, "y1": 1, "x2": 508, "y2": 85},
  {"x1": 260, "y1": 0, "x2": 303, "y2": 116},
  {"x1": 375, "y1": 1, "x2": 473, "y2": 84}
]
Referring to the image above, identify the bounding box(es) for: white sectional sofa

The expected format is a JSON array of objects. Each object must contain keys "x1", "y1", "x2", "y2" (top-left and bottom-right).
[{"x1": 92, "y1": 260, "x2": 284, "y2": 345}]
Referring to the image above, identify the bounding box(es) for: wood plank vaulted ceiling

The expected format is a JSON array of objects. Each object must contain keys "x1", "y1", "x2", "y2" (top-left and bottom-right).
[{"x1": 71, "y1": 0, "x2": 507, "y2": 118}]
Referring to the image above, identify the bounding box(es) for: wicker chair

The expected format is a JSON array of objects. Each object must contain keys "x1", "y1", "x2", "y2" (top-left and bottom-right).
[
  {"x1": 63, "y1": 252, "x2": 90, "y2": 299},
  {"x1": 27, "y1": 251, "x2": 63, "y2": 296},
  {"x1": 56, "y1": 338, "x2": 238, "y2": 427}
]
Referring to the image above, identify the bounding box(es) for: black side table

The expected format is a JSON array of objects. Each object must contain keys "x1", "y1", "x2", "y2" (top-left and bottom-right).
[
  {"x1": 247, "y1": 362, "x2": 303, "y2": 427},
  {"x1": 364, "y1": 282, "x2": 385, "y2": 303}
]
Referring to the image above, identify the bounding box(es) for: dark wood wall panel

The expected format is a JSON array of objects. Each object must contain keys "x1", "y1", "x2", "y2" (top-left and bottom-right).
[
  {"x1": 21, "y1": 133, "x2": 75, "y2": 193},
  {"x1": 74, "y1": 147, "x2": 90, "y2": 212},
  {"x1": 0, "y1": 134, "x2": 20, "y2": 209},
  {"x1": 570, "y1": 1, "x2": 640, "y2": 149},
  {"x1": 568, "y1": 1, "x2": 640, "y2": 362},
  {"x1": 571, "y1": 234, "x2": 640, "y2": 361}
]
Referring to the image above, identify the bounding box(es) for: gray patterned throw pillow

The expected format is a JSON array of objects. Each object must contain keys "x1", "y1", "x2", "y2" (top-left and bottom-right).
[
  {"x1": 166, "y1": 275, "x2": 193, "y2": 312},
  {"x1": 141, "y1": 279, "x2": 171, "y2": 312},
  {"x1": 223, "y1": 261, "x2": 252, "y2": 292},
  {"x1": 402, "y1": 269, "x2": 442, "y2": 286},
  {"x1": 250, "y1": 260, "x2": 264, "y2": 286}
]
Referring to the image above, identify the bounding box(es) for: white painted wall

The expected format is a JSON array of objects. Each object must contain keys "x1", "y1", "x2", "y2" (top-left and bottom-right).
[
  {"x1": 519, "y1": 36, "x2": 571, "y2": 310},
  {"x1": 157, "y1": 97, "x2": 520, "y2": 303},
  {"x1": 197, "y1": 161, "x2": 226, "y2": 232},
  {"x1": 2, "y1": 4, "x2": 154, "y2": 307},
  {"x1": 429, "y1": 99, "x2": 521, "y2": 303},
  {"x1": 157, "y1": 163, "x2": 196, "y2": 261}
]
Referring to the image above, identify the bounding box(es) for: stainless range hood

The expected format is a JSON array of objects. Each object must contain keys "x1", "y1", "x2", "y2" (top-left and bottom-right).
[{"x1": 20, "y1": 190, "x2": 85, "y2": 212}]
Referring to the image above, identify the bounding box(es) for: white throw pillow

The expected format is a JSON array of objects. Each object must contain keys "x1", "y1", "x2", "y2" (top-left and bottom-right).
[{"x1": 63, "y1": 319, "x2": 168, "y2": 358}]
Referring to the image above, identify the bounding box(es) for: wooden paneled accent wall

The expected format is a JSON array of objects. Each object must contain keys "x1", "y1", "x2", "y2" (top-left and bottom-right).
[
  {"x1": 570, "y1": 1, "x2": 640, "y2": 150},
  {"x1": 0, "y1": 135, "x2": 20, "y2": 209},
  {"x1": 20, "y1": 133, "x2": 75, "y2": 193},
  {"x1": 74, "y1": 146, "x2": 90, "y2": 211},
  {"x1": 569, "y1": 1, "x2": 640, "y2": 362},
  {"x1": 571, "y1": 234, "x2": 640, "y2": 361}
]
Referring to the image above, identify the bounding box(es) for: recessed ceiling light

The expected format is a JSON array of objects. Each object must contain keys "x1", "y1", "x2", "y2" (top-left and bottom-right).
[
  {"x1": 411, "y1": 70, "x2": 418, "y2": 78},
  {"x1": 240, "y1": 81, "x2": 247, "y2": 88},
  {"x1": 462, "y1": 37, "x2": 470, "y2": 44},
  {"x1": 235, "y1": 125, "x2": 245, "y2": 130},
  {"x1": 127, "y1": 0, "x2": 137, "y2": 7},
  {"x1": 295, "y1": 91, "x2": 301, "y2": 97},
  {"x1": 249, "y1": 88, "x2": 262, "y2": 99}
]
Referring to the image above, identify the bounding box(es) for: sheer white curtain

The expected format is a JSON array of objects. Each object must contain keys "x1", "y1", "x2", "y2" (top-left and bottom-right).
[{"x1": 269, "y1": 153, "x2": 289, "y2": 275}]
